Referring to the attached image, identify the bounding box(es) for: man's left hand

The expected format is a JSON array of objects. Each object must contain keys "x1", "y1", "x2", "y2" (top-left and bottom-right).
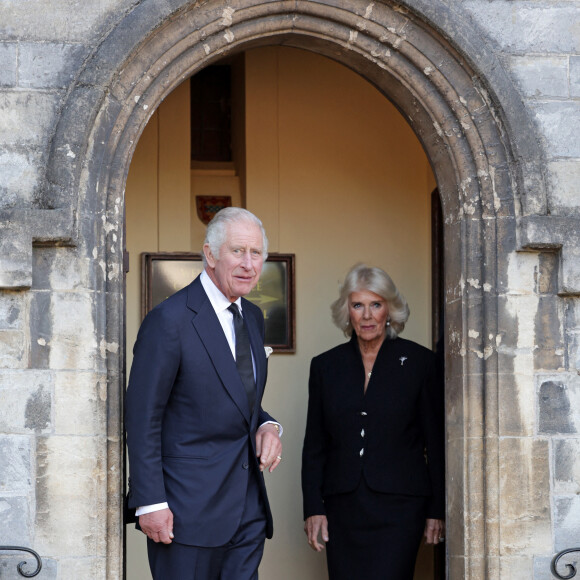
[{"x1": 256, "y1": 424, "x2": 282, "y2": 473}]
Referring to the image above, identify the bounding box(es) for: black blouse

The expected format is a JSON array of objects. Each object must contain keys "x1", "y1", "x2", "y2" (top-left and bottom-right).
[{"x1": 301, "y1": 334, "x2": 445, "y2": 520}]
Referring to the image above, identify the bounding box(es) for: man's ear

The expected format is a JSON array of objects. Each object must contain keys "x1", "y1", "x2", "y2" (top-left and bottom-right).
[{"x1": 203, "y1": 243, "x2": 216, "y2": 268}]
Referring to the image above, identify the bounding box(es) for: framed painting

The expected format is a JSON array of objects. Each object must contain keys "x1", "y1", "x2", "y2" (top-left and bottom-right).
[{"x1": 141, "y1": 252, "x2": 296, "y2": 352}]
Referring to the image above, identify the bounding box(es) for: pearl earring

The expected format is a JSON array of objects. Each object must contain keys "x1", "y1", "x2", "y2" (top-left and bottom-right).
[{"x1": 386, "y1": 319, "x2": 391, "y2": 327}]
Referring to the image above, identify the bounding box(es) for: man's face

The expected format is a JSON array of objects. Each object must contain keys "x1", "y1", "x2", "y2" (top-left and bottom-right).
[{"x1": 204, "y1": 220, "x2": 265, "y2": 302}]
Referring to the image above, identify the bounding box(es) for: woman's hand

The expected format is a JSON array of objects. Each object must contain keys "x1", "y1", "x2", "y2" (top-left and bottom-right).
[
  {"x1": 304, "y1": 515, "x2": 329, "y2": 552},
  {"x1": 424, "y1": 518, "x2": 445, "y2": 545}
]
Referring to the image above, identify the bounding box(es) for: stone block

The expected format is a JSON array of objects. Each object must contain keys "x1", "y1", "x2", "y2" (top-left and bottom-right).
[
  {"x1": 0, "y1": 43, "x2": 17, "y2": 86},
  {"x1": 499, "y1": 438, "x2": 551, "y2": 554},
  {"x1": 554, "y1": 496, "x2": 580, "y2": 551},
  {"x1": 48, "y1": 292, "x2": 97, "y2": 370},
  {"x1": 445, "y1": 436, "x2": 465, "y2": 556},
  {"x1": 0, "y1": 149, "x2": 43, "y2": 208},
  {"x1": 546, "y1": 160, "x2": 580, "y2": 216},
  {"x1": 464, "y1": 3, "x2": 580, "y2": 52},
  {"x1": 35, "y1": 435, "x2": 107, "y2": 557},
  {"x1": 58, "y1": 557, "x2": 106, "y2": 579},
  {"x1": 563, "y1": 301, "x2": 580, "y2": 373},
  {"x1": 29, "y1": 292, "x2": 52, "y2": 369},
  {"x1": 495, "y1": 219, "x2": 518, "y2": 294},
  {"x1": 0, "y1": 219, "x2": 32, "y2": 286},
  {"x1": 447, "y1": 556, "x2": 466, "y2": 579},
  {"x1": 32, "y1": 247, "x2": 91, "y2": 291},
  {"x1": 0, "y1": 435, "x2": 32, "y2": 492},
  {"x1": 445, "y1": 372, "x2": 465, "y2": 440},
  {"x1": 481, "y1": 166, "x2": 516, "y2": 220},
  {"x1": 506, "y1": 56, "x2": 569, "y2": 98},
  {"x1": 54, "y1": 371, "x2": 107, "y2": 436},
  {"x1": 0, "y1": 371, "x2": 54, "y2": 434},
  {"x1": 42, "y1": 84, "x2": 111, "y2": 209},
  {"x1": 0, "y1": 330, "x2": 27, "y2": 369},
  {"x1": 571, "y1": 55, "x2": 580, "y2": 98},
  {"x1": 77, "y1": 0, "x2": 181, "y2": 91},
  {"x1": 498, "y1": 556, "x2": 533, "y2": 580},
  {"x1": 0, "y1": 292, "x2": 26, "y2": 330},
  {"x1": 537, "y1": 252, "x2": 560, "y2": 296},
  {"x1": 498, "y1": 371, "x2": 534, "y2": 437},
  {"x1": 0, "y1": 555, "x2": 56, "y2": 580},
  {"x1": 0, "y1": 0, "x2": 129, "y2": 42},
  {"x1": 517, "y1": 216, "x2": 580, "y2": 295},
  {"x1": 463, "y1": 437, "x2": 487, "y2": 554},
  {"x1": 554, "y1": 439, "x2": 580, "y2": 494},
  {"x1": 0, "y1": 496, "x2": 30, "y2": 545},
  {"x1": 499, "y1": 288, "x2": 539, "y2": 429},
  {"x1": 533, "y1": 101, "x2": 580, "y2": 158},
  {"x1": 496, "y1": 295, "x2": 519, "y2": 353},
  {"x1": 0, "y1": 91, "x2": 61, "y2": 147},
  {"x1": 538, "y1": 374, "x2": 580, "y2": 435},
  {"x1": 533, "y1": 556, "x2": 556, "y2": 580},
  {"x1": 19, "y1": 42, "x2": 87, "y2": 89},
  {"x1": 534, "y1": 295, "x2": 564, "y2": 371},
  {"x1": 560, "y1": 244, "x2": 580, "y2": 296},
  {"x1": 0, "y1": 209, "x2": 75, "y2": 289},
  {"x1": 463, "y1": 374, "x2": 486, "y2": 439},
  {"x1": 507, "y1": 251, "x2": 540, "y2": 295}
]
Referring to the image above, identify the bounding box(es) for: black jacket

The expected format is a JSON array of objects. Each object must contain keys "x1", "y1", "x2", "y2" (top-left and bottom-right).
[{"x1": 301, "y1": 334, "x2": 445, "y2": 520}]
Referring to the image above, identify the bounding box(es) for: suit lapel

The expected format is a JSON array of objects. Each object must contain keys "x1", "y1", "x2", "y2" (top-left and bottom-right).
[{"x1": 187, "y1": 278, "x2": 252, "y2": 424}]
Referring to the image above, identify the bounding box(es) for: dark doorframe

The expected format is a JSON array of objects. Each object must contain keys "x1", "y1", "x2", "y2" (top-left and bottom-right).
[{"x1": 431, "y1": 188, "x2": 446, "y2": 579}]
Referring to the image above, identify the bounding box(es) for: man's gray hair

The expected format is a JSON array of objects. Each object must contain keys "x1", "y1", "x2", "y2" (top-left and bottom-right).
[
  {"x1": 203, "y1": 207, "x2": 269, "y2": 265},
  {"x1": 331, "y1": 263, "x2": 410, "y2": 339}
]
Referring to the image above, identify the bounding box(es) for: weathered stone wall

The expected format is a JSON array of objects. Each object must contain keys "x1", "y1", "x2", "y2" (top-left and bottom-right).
[
  {"x1": 0, "y1": 1, "x2": 578, "y2": 579},
  {"x1": 0, "y1": 3, "x2": 132, "y2": 576}
]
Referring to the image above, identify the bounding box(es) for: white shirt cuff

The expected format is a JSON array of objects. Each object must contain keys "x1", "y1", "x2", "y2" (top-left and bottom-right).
[
  {"x1": 135, "y1": 502, "x2": 169, "y2": 516},
  {"x1": 260, "y1": 421, "x2": 283, "y2": 437}
]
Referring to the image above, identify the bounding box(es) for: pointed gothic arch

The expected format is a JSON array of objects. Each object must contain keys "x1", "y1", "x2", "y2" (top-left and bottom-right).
[{"x1": 42, "y1": 1, "x2": 550, "y2": 576}]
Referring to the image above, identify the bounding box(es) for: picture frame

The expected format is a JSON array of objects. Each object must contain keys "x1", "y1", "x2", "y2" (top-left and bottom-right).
[{"x1": 141, "y1": 252, "x2": 296, "y2": 353}]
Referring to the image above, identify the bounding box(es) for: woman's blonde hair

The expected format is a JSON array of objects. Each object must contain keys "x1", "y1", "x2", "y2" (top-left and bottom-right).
[{"x1": 331, "y1": 263, "x2": 410, "y2": 339}]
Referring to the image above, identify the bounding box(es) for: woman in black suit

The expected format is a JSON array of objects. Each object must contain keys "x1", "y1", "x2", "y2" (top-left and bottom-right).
[{"x1": 301, "y1": 264, "x2": 445, "y2": 580}]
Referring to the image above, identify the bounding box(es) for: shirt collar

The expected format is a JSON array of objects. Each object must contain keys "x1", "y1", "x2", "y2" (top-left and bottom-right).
[{"x1": 200, "y1": 269, "x2": 243, "y2": 314}]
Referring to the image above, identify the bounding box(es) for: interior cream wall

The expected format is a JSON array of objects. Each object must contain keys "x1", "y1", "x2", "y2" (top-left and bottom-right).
[{"x1": 125, "y1": 46, "x2": 435, "y2": 579}]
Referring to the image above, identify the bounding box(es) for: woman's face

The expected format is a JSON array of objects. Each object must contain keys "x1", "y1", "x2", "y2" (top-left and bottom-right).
[{"x1": 348, "y1": 290, "x2": 390, "y2": 343}]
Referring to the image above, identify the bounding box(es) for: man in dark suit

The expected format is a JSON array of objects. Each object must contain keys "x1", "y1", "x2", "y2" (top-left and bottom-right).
[{"x1": 125, "y1": 207, "x2": 282, "y2": 579}]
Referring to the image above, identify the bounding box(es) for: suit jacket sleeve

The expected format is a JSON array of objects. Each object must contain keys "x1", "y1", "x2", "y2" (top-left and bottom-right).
[
  {"x1": 125, "y1": 305, "x2": 180, "y2": 508},
  {"x1": 301, "y1": 357, "x2": 328, "y2": 519}
]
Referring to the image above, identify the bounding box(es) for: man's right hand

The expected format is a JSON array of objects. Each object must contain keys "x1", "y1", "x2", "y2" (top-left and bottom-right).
[{"x1": 139, "y1": 508, "x2": 174, "y2": 544}]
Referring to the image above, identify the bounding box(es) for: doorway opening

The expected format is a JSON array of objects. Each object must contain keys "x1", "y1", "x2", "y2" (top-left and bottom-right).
[{"x1": 125, "y1": 45, "x2": 443, "y2": 580}]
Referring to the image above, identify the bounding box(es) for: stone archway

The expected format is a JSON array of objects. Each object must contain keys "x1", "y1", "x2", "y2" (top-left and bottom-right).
[{"x1": 42, "y1": 1, "x2": 549, "y2": 577}]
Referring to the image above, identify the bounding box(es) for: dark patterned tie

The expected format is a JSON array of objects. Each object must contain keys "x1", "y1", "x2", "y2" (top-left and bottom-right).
[{"x1": 228, "y1": 303, "x2": 256, "y2": 412}]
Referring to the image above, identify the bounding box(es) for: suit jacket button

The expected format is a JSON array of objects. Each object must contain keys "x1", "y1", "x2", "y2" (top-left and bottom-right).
[{"x1": 242, "y1": 462, "x2": 249, "y2": 469}]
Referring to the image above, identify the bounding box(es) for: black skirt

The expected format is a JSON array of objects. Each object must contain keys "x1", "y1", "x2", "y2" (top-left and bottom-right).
[{"x1": 324, "y1": 477, "x2": 428, "y2": 580}]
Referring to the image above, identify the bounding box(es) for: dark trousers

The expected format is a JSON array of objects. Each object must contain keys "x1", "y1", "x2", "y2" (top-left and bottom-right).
[
  {"x1": 147, "y1": 473, "x2": 267, "y2": 580},
  {"x1": 325, "y1": 477, "x2": 427, "y2": 580}
]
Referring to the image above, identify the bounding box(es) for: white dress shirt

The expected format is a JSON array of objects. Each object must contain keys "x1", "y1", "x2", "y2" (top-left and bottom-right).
[{"x1": 135, "y1": 270, "x2": 282, "y2": 517}]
